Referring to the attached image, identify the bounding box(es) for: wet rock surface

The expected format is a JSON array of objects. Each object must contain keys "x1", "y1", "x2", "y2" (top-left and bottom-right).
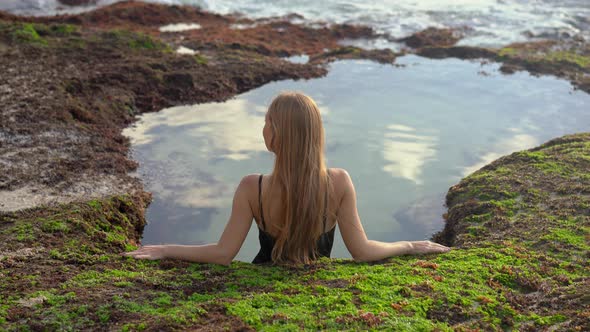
[{"x1": 398, "y1": 27, "x2": 463, "y2": 48}]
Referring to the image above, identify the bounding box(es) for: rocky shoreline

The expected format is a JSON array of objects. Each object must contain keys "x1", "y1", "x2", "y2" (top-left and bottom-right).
[{"x1": 1, "y1": 1, "x2": 589, "y2": 330}]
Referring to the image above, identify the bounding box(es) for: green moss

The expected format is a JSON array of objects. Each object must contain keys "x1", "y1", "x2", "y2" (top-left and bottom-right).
[
  {"x1": 194, "y1": 54, "x2": 208, "y2": 65},
  {"x1": 542, "y1": 228, "x2": 589, "y2": 249},
  {"x1": 336, "y1": 46, "x2": 362, "y2": 55},
  {"x1": 532, "y1": 161, "x2": 572, "y2": 175},
  {"x1": 497, "y1": 47, "x2": 520, "y2": 58},
  {"x1": 8, "y1": 23, "x2": 47, "y2": 45},
  {"x1": 28, "y1": 290, "x2": 76, "y2": 307},
  {"x1": 530, "y1": 313, "x2": 568, "y2": 326},
  {"x1": 125, "y1": 243, "x2": 139, "y2": 252},
  {"x1": 69, "y1": 269, "x2": 142, "y2": 288},
  {"x1": 0, "y1": 302, "x2": 8, "y2": 325},
  {"x1": 223, "y1": 247, "x2": 556, "y2": 330},
  {"x1": 128, "y1": 34, "x2": 159, "y2": 50},
  {"x1": 101, "y1": 29, "x2": 169, "y2": 51},
  {"x1": 153, "y1": 293, "x2": 173, "y2": 306},
  {"x1": 106, "y1": 231, "x2": 127, "y2": 244},
  {"x1": 113, "y1": 294, "x2": 206, "y2": 325},
  {"x1": 121, "y1": 322, "x2": 148, "y2": 332},
  {"x1": 21, "y1": 291, "x2": 93, "y2": 330},
  {"x1": 517, "y1": 151, "x2": 547, "y2": 161},
  {"x1": 229, "y1": 266, "x2": 285, "y2": 288},
  {"x1": 24, "y1": 274, "x2": 40, "y2": 287},
  {"x1": 467, "y1": 225, "x2": 487, "y2": 236},
  {"x1": 0, "y1": 221, "x2": 37, "y2": 240},
  {"x1": 50, "y1": 24, "x2": 77, "y2": 36},
  {"x1": 33, "y1": 23, "x2": 78, "y2": 37},
  {"x1": 96, "y1": 304, "x2": 111, "y2": 324},
  {"x1": 49, "y1": 249, "x2": 64, "y2": 260},
  {"x1": 87, "y1": 200, "x2": 102, "y2": 210},
  {"x1": 41, "y1": 220, "x2": 70, "y2": 233},
  {"x1": 545, "y1": 51, "x2": 590, "y2": 68},
  {"x1": 488, "y1": 199, "x2": 518, "y2": 216},
  {"x1": 187, "y1": 293, "x2": 216, "y2": 303},
  {"x1": 114, "y1": 281, "x2": 134, "y2": 288},
  {"x1": 13, "y1": 222, "x2": 35, "y2": 241}
]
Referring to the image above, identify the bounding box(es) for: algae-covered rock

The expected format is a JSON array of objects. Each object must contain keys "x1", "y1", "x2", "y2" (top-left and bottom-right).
[
  {"x1": 398, "y1": 27, "x2": 463, "y2": 48},
  {"x1": 1, "y1": 134, "x2": 588, "y2": 331},
  {"x1": 413, "y1": 40, "x2": 590, "y2": 94}
]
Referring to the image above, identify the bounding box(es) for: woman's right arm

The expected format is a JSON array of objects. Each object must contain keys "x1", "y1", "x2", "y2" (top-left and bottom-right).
[{"x1": 334, "y1": 169, "x2": 450, "y2": 262}]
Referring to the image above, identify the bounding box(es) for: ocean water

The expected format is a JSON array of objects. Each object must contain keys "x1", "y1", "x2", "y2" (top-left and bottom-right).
[
  {"x1": 123, "y1": 56, "x2": 590, "y2": 261},
  {"x1": 2, "y1": 0, "x2": 589, "y2": 47}
]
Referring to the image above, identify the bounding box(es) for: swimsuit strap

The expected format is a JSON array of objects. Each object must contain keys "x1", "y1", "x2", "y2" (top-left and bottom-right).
[
  {"x1": 323, "y1": 169, "x2": 329, "y2": 232},
  {"x1": 258, "y1": 174, "x2": 266, "y2": 230}
]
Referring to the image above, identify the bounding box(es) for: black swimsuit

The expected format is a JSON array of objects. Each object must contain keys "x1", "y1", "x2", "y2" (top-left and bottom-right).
[{"x1": 252, "y1": 174, "x2": 336, "y2": 264}]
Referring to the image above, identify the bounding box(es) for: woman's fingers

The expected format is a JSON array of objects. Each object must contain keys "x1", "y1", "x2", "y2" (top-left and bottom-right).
[
  {"x1": 425, "y1": 241, "x2": 450, "y2": 253},
  {"x1": 428, "y1": 241, "x2": 450, "y2": 251},
  {"x1": 411, "y1": 241, "x2": 451, "y2": 254},
  {"x1": 121, "y1": 246, "x2": 164, "y2": 260}
]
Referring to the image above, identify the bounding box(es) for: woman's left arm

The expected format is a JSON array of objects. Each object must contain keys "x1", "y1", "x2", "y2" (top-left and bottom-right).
[{"x1": 122, "y1": 175, "x2": 256, "y2": 266}]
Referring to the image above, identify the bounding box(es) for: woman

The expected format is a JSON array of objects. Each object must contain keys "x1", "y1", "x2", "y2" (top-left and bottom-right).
[{"x1": 124, "y1": 92, "x2": 450, "y2": 265}]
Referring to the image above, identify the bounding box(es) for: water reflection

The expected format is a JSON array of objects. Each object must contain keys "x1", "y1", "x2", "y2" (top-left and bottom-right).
[
  {"x1": 127, "y1": 98, "x2": 267, "y2": 161},
  {"x1": 382, "y1": 124, "x2": 438, "y2": 184},
  {"x1": 393, "y1": 194, "x2": 446, "y2": 240},
  {"x1": 125, "y1": 56, "x2": 590, "y2": 261},
  {"x1": 124, "y1": 98, "x2": 273, "y2": 253},
  {"x1": 462, "y1": 133, "x2": 538, "y2": 176},
  {"x1": 141, "y1": 197, "x2": 218, "y2": 244}
]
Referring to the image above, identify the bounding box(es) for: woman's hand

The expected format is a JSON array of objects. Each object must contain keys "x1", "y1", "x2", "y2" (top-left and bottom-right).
[
  {"x1": 122, "y1": 245, "x2": 167, "y2": 260},
  {"x1": 408, "y1": 241, "x2": 451, "y2": 255}
]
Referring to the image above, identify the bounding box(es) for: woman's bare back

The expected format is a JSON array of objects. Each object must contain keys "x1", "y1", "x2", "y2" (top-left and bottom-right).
[{"x1": 253, "y1": 167, "x2": 345, "y2": 237}]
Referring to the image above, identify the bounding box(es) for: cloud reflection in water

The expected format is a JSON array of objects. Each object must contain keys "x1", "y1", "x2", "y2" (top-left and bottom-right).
[
  {"x1": 124, "y1": 98, "x2": 269, "y2": 210},
  {"x1": 126, "y1": 98, "x2": 267, "y2": 161},
  {"x1": 381, "y1": 124, "x2": 438, "y2": 185},
  {"x1": 462, "y1": 133, "x2": 538, "y2": 176}
]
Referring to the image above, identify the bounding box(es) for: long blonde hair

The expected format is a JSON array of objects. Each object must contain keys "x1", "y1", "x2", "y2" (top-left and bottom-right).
[{"x1": 263, "y1": 92, "x2": 332, "y2": 264}]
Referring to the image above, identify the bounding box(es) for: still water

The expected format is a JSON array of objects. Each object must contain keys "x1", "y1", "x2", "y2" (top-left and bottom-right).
[{"x1": 124, "y1": 55, "x2": 590, "y2": 261}]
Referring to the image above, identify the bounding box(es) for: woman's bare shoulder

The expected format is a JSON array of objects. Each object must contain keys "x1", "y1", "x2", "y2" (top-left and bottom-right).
[
  {"x1": 240, "y1": 174, "x2": 261, "y2": 185},
  {"x1": 327, "y1": 168, "x2": 353, "y2": 193},
  {"x1": 237, "y1": 174, "x2": 263, "y2": 196},
  {"x1": 328, "y1": 168, "x2": 352, "y2": 181}
]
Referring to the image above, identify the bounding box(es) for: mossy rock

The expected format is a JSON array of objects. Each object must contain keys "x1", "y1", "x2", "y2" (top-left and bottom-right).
[
  {"x1": 100, "y1": 29, "x2": 171, "y2": 52},
  {"x1": 1, "y1": 134, "x2": 589, "y2": 330},
  {"x1": 0, "y1": 22, "x2": 47, "y2": 46}
]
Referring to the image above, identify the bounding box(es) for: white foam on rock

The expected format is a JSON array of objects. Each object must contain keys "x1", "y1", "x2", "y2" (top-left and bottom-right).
[
  {"x1": 176, "y1": 46, "x2": 197, "y2": 55},
  {"x1": 283, "y1": 54, "x2": 309, "y2": 64},
  {"x1": 159, "y1": 23, "x2": 202, "y2": 33},
  {"x1": 229, "y1": 23, "x2": 258, "y2": 30}
]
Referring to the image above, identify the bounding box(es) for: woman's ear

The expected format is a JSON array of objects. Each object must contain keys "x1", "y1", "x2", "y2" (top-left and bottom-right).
[
  {"x1": 268, "y1": 133, "x2": 276, "y2": 153},
  {"x1": 269, "y1": 128, "x2": 275, "y2": 150},
  {"x1": 263, "y1": 119, "x2": 275, "y2": 152}
]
